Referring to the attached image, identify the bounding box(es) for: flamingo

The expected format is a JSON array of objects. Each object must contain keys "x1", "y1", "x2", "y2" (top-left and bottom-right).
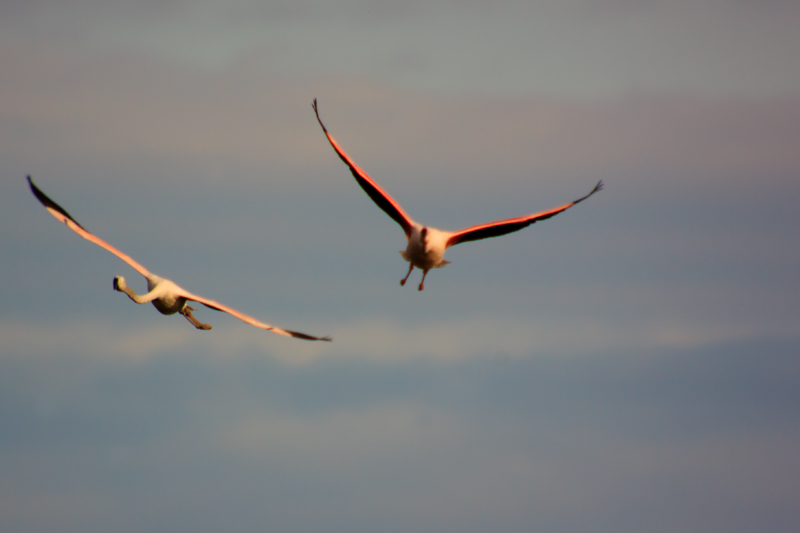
[
  {"x1": 28, "y1": 176, "x2": 331, "y2": 341},
  {"x1": 312, "y1": 99, "x2": 603, "y2": 291}
]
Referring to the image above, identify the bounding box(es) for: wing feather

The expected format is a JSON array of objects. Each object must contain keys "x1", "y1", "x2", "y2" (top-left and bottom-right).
[
  {"x1": 28, "y1": 176, "x2": 151, "y2": 277},
  {"x1": 313, "y1": 99, "x2": 414, "y2": 237},
  {"x1": 447, "y1": 181, "x2": 603, "y2": 247},
  {"x1": 180, "y1": 290, "x2": 332, "y2": 341}
]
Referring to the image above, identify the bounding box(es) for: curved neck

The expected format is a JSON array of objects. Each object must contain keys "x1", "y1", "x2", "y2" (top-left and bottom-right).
[{"x1": 121, "y1": 285, "x2": 159, "y2": 305}]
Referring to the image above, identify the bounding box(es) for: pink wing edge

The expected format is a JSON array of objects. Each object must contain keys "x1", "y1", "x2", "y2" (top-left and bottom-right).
[
  {"x1": 180, "y1": 290, "x2": 332, "y2": 342},
  {"x1": 29, "y1": 176, "x2": 152, "y2": 278}
]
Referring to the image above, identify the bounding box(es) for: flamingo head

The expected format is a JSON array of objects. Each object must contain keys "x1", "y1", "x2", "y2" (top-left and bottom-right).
[{"x1": 113, "y1": 276, "x2": 127, "y2": 292}]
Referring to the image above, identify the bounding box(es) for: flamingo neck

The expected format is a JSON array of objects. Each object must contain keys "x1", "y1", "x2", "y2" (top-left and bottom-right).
[{"x1": 120, "y1": 285, "x2": 159, "y2": 304}]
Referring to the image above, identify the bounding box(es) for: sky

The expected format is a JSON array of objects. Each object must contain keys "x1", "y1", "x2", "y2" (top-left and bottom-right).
[{"x1": 1, "y1": 0, "x2": 799, "y2": 531}]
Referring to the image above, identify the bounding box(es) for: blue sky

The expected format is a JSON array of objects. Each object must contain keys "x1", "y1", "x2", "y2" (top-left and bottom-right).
[{"x1": 1, "y1": 1, "x2": 799, "y2": 531}]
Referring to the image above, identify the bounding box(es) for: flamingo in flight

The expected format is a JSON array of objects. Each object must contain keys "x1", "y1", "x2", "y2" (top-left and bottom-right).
[
  {"x1": 28, "y1": 176, "x2": 331, "y2": 341},
  {"x1": 312, "y1": 99, "x2": 603, "y2": 291}
]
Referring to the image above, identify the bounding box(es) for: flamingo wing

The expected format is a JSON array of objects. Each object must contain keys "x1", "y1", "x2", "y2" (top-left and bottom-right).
[
  {"x1": 313, "y1": 99, "x2": 414, "y2": 237},
  {"x1": 447, "y1": 181, "x2": 603, "y2": 247},
  {"x1": 28, "y1": 176, "x2": 152, "y2": 278},
  {"x1": 179, "y1": 289, "x2": 332, "y2": 341}
]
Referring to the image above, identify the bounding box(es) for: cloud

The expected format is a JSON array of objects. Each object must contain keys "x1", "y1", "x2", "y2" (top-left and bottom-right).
[
  {"x1": 217, "y1": 401, "x2": 461, "y2": 464},
  {"x1": 4, "y1": 0, "x2": 800, "y2": 98},
  {"x1": 4, "y1": 304, "x2": 798, "y2": 369},
  {"x1": 0, "y1": 319, "x2": 192, "y2": 364},
  {"x1": 3, "y1": 39, "x2": 799, "y2": 204},
  {"x1": 2, "y1": 334, "x2": 799, "y2": 532},
  {"x1": 2, "y1": 3, "x2": 800, "y2": 531}
]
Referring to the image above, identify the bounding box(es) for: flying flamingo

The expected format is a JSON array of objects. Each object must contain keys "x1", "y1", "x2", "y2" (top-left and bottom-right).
[
  {"x1": 28, "y1": 176, "x2": 331, "y2": 341},
  {"x1": 312, "y1": 99, "x2": 603, "y2": 291}
]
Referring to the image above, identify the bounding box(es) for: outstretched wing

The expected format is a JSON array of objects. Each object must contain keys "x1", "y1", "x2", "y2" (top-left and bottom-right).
[
  {"x1": 28, "y1": 176, "x2": 151, "y2": 277},
  {"x1": 179, "y1": 289, "x2": 332, "y2": 341},
  {"x1": 313, "y1": 99, "x2": 415, "y2": 237},
  {"x1": 447, "y1": 181, "x2": 603, "y2": 247}
]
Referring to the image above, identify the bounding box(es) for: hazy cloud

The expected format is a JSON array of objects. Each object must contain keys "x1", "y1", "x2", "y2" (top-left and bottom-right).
[{"x1": 2, "y1": 1, "x2": 799, "y2": 531}]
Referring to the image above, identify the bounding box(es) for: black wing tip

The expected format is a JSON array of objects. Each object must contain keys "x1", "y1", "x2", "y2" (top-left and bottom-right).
[
  {"x1": 289, "y1": 330, "x2": 333, "y2": 342},
  {"x1": 27, "y1": 174, "x2": 39, "y2": 194},
  {"x1": 27, "y1": 175, "x2": 40, "y2": 199},
  {"x1": 312, "y1": 98, "x2": 328, "y2": 133},
  {"x1": 573, "y1": 180, "x2": 604, "y2": 205},
  {"x1": 27, "y1": 175, "x2": 86, "y2": 230}
]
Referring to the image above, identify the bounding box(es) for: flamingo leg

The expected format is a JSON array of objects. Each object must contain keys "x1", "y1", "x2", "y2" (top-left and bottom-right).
[
  {"x1": 181, "y1": 306, "x2": 212, "y2": 330},
  {"x1": 418, "y1": 269, "x2": 429, "y2": 291},
  {"x1": 400, "y1": 263, "x2": 414, "y2": 286}
]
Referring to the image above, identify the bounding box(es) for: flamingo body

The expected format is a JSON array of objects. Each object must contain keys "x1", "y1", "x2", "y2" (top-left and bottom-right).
[{"x1": 400, "y1": 225, "x2": 451, "y2": 269}]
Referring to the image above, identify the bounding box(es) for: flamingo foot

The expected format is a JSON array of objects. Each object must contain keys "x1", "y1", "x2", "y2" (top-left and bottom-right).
[
  {"x1": 418, "y1": 269, "x2": 429, "y2": 291},
  {"x1": 182, "y1": 306, "x2": 212, "y2": 330},
  {"x1": 400, "y1": 263, "x2": 414, "y2": 287}
]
